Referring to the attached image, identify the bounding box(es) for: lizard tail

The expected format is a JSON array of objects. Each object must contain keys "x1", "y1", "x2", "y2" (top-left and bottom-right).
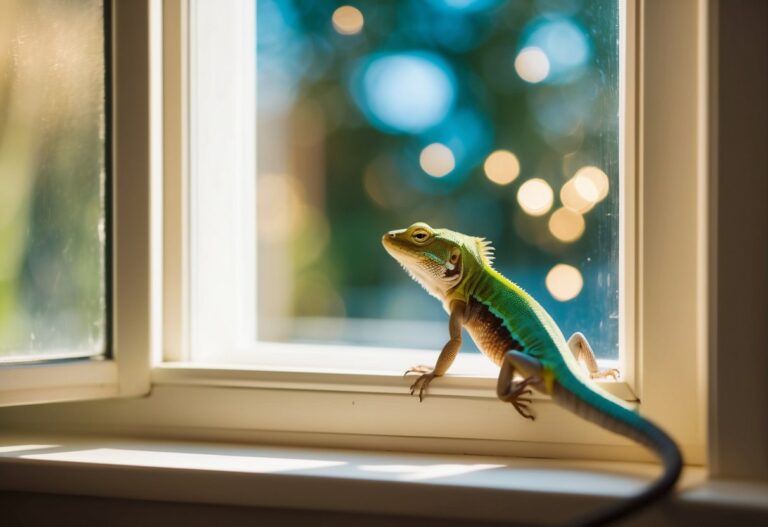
[{"x1": 552, "y1": 380, "x2": 683, "y2": 527}]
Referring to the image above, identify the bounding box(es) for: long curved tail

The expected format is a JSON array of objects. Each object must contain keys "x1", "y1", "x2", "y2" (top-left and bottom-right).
[{"x1": 552, "y1": 379, "x2": 683, "y2": 527}]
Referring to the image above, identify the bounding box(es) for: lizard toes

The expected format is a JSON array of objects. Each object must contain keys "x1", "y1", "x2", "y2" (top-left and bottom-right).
[
  {"x1": 405, "y1": 365, "x2": 432, "y2": 377},
  {"x1": 512, "y1": 399, "x2": 536, "y2": 420}
]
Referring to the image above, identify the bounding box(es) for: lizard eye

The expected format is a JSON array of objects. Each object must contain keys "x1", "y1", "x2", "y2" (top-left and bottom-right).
[
  {"x1": 411, "y1": 230, "x2": 430, "y2": 243},
  {"x1": 450, "y1": 251, "x2": 460, "y2": 264}
]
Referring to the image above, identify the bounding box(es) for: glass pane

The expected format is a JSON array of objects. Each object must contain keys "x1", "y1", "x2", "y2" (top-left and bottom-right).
[
  {"x1": 254, "y1": 0, "x2": 620, "y2": 360},
  {"x1": 0, "y1": 0, "x2": 106, "y2": 362}
]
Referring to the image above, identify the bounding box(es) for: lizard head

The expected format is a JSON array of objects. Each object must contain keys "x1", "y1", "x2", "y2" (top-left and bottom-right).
[{"x1": 382, "y1": 222, "x2": 494, "y2": 300}]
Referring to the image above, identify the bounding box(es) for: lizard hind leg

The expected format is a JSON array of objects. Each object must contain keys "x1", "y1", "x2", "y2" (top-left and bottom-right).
[
  {"x1": 497, "y1": 350, "x2": 546, "y2": 421},
  {"x1": 567, "y1": 332, "x2": 619, "y2": 380}
]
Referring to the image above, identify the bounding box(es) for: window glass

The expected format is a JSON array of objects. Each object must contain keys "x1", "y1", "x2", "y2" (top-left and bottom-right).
[
  {"x1": 0, "y1": 0, "x2": 106, "y2": 362},
  {"x1": 253, "y1": 0, "x2": 619, "y2": 359}
]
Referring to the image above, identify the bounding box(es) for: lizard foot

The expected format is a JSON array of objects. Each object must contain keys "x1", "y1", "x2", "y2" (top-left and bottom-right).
[
  {"x1": 590, "y1": 368, "x2": 620, "y2": 381},
  {"x1": 404, "y1": 365, "x2": 432, "y2": 377},
  {"x1": 405, "y1": 368, "x2": 436, "y2": 402},
  {"x1": 512, "y1": 397, "x2": 535, "y2": 421},
  {"x1": 498, "y1": 376, "x2": 541, "y2": 421}
]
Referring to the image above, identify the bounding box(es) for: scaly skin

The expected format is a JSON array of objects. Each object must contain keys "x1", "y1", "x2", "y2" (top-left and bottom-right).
[{"x1": 382, "y1": 222, "x2": 681, "y2": 527}]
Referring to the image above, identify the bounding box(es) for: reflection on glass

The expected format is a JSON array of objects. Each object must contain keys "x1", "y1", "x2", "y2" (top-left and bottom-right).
[
  {"x1": 257, "y1": 0, "x2": 620, "y2": 358},
  {"x1": 0, "y1": 1, "x2": 105, "y2": 360}
]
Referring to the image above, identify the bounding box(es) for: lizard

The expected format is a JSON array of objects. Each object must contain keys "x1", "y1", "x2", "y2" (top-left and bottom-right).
[{"x1": 382, "y1": 222, "x2": 682, "y2": 527}]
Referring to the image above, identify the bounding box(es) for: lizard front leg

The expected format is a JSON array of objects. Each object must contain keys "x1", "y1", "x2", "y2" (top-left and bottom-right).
[{"x1": 405, "y1": 300, "x2": 466, "y2": 401}]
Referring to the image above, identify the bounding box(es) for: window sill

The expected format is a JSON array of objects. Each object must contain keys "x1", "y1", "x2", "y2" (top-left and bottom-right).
[
  {"x1": 153, "y1": 341, "x2": 634, "y2": 402},
  {"x1": 152, "y1": 363, "x2": 634, "y2": 401},
  {"x1": 0, "y1": 364, "x2": 700, "y2": 465},
  {"x1": 1, "y1": 433, "x2": 764, "y2": 525}
]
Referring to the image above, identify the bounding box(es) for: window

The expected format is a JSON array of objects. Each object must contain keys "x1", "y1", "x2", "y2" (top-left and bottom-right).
[
  {"x1": 187, "y1": 0, "x2": 625, "y2": 378},
  {"x1": 154, "y1": 0, "x2": 705, "y2": 463},
  {"x1": 0, "y1": 0, "x2": 151, "y2": 406},
  {"x1": 0, "y1": 0, "x2": 106, "y2": 363},
  {"x1": 144, "y1": 0, "x2": 642, "y2": 454},
  {"x1": 0, "y1": 0, "x2": 711, "y2": 470}
]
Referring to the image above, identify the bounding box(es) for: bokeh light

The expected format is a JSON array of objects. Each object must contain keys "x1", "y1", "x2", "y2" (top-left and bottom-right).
[
  {"x1": 522, "y1": 17, "x2": 590, "y2": 83},
  {"x1": 546, "y1": 264, "x2": 583, "y2": 301},
  {"x1": 419, "y1": 143, "x2": 455, "y2": 177},
  {"x1": 574, "y1": 165, "x2": 609, "y2": 201},
  {"x1": 560, "y1": 178, "x2": 594, "y2": 213},
  {"x1": 548, "y1": 207, "x2": 585, "y2": 242},
  {"x1": 422, "y1": 108, "x2": 493, "y2": 177},
  {"x1": 483, "y1": 149, "x2": 521, "y2": 185},
  {"x1": 517, "y1": 178, "x2": 554, "y2": 216},
  {"x1": 353, "y1": 52, "x2": 456, "y2": 134},
  {"x1": 560, "y1": 165, "x2": 609, "y2": 213},
  {"x1": 332, "y1": 6, "x2": 364, "y2": 35},
  {"x1": 573, "y1": 173, "x2": 599, "y2": 202},
  {"x1": 514, "y1": 47, "x2": 550, "y2": 84}
]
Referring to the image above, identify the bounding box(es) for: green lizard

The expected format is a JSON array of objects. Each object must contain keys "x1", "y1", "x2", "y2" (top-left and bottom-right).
[{"x1": 382, "y1": 222, "x2": 682, "y2": 527}]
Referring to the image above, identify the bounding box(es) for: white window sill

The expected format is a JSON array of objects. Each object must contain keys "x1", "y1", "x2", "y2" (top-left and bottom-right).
[
  {"x1": 1, "y1": 434, "x2": 766, "y2": 525},
  {"x1": 151, "y1": 363, "x2": 633, "y2": 401},
  {"x1": 152, "y1": 341, "x2": 634, "y2": 402}
]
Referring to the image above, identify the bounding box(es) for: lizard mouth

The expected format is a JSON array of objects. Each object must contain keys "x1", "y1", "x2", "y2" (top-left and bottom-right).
[
  {"x1": 382, "y1": 233, "x2": 463, "y2": 285},
  {"x1": 381, "y1": 231, "x2": 408, "y2": 258},
  {"x1": 381, "y1": 233, "x2": 412, "y2": 260},
  {"x1": 381, "y1": 233, "x2": 432, "y2": 268}
]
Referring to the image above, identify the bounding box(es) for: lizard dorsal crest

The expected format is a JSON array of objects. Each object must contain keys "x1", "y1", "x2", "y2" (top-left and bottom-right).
[{"x1": 476, "y1": 237, "x2": 495, "y2": 266}]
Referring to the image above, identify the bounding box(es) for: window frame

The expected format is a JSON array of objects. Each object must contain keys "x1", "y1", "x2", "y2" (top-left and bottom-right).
[
  {"x1": 0, "y1": 0, "x2": 153, "y2": 407},
  {"x1": 183, "y1": 0, "x2": 632, "y2": 373},
  {"x1": 0, "y1": 0, "x2": 713, "y2": 469},
  {"x1": 156, "y1": 0, "x2": 691, "y2": 457}
]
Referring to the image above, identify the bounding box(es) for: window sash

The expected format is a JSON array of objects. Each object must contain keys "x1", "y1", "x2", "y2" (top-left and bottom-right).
[
  {"x1": 153, "y1": 0, "x2": 705, "y2": 462},
  {"x1": 187, "y1": 0, "x2": 256, "y2": 362},
  {"x1": 0, "y1": 0, "x2": 153, "y2": 407},
  {"x1": 182, "y1": 0, "x2": 634, "y2": 372}
]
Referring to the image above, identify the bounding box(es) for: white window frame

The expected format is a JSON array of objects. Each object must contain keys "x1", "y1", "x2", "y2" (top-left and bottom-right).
[
  {"x1": 154, "y1": 0, "x2": 699, "y2": 460},
  {"x1": 182, "y1": 0, "x2": 633, "y2": 379},
  {"x1": 0, "y1": 0, "x2": 153, "y2": 407},
  {"x1": 0, "y1": 0, "x2": 720, "y2": 470},
  {"x1": 179, "y1": 3, "x2": 634, "y2": 368}
]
